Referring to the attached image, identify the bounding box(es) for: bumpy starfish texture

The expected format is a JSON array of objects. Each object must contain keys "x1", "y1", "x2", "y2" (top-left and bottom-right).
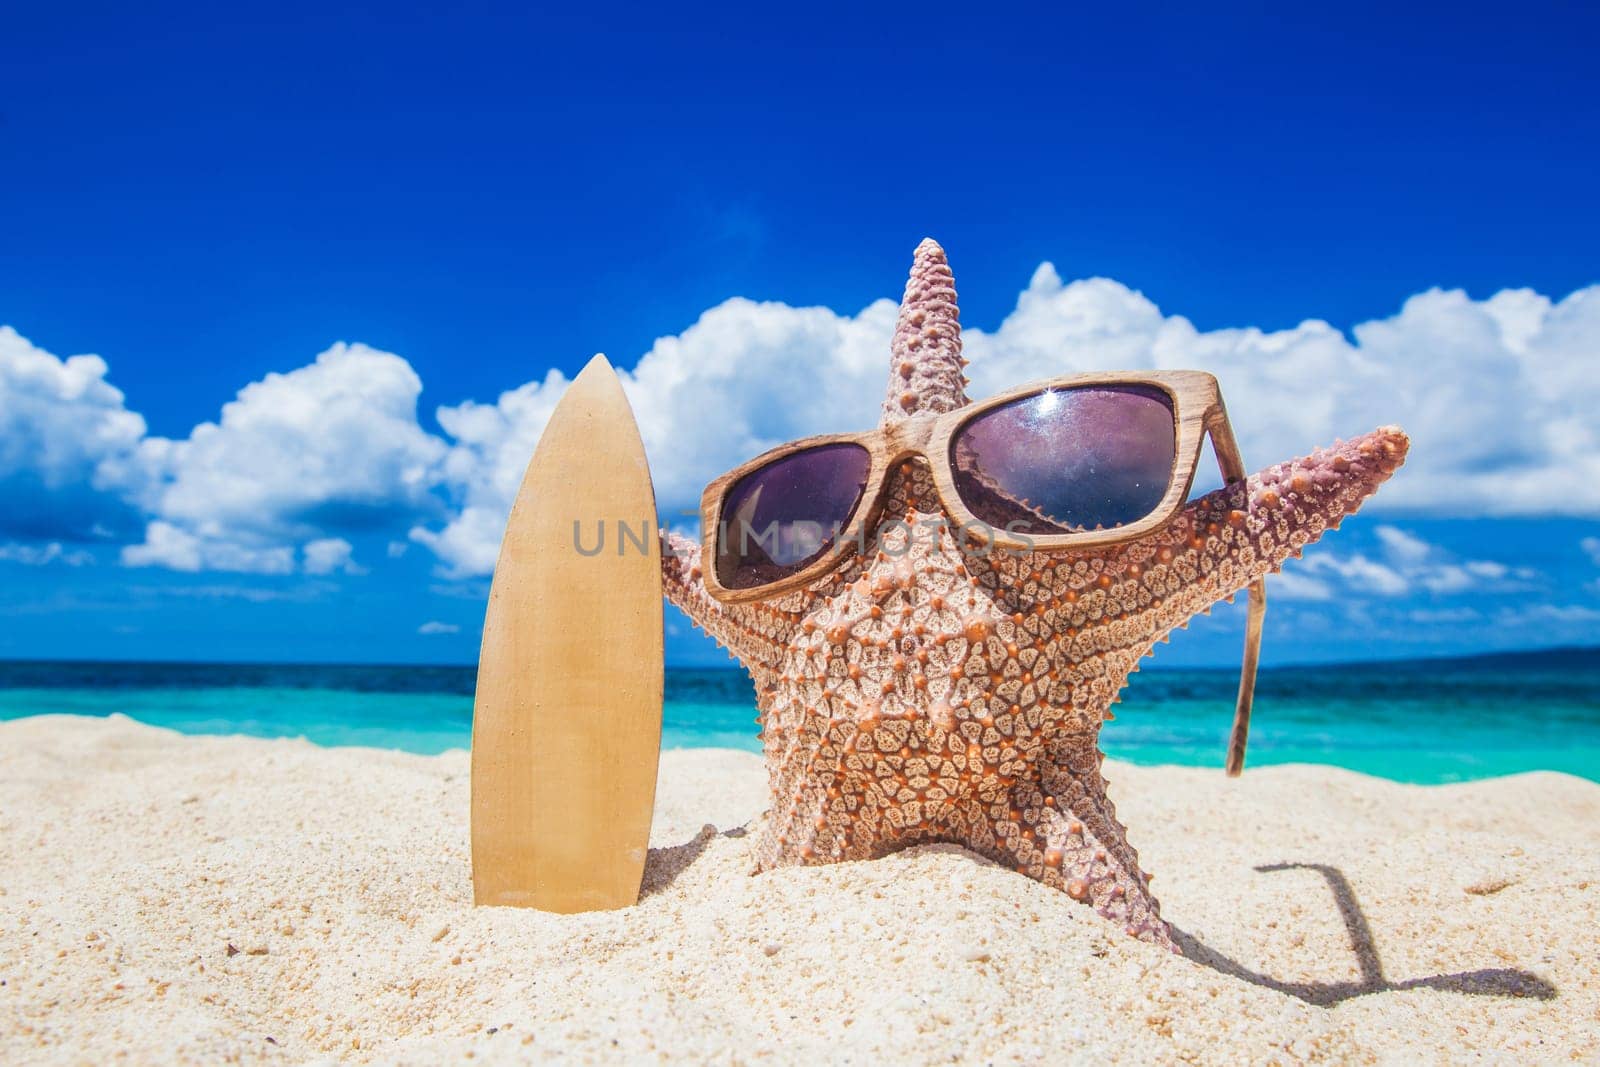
[
  {"x1": 884, "y1": 237, "x2": 970, "y2": 420},
  {"x1": 661, "y1": 240, "x2": 1408, "y2": 949}
]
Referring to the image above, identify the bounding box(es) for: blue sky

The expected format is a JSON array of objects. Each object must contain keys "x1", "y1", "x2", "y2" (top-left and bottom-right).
[{"x1": 2, "y1": 3, "x2": 1598, "y2": 666}]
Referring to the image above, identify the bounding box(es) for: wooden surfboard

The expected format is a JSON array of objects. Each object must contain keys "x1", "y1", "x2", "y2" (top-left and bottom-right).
[{"x1": 471, "y1": 354, "x2": 663, "y2": 912}]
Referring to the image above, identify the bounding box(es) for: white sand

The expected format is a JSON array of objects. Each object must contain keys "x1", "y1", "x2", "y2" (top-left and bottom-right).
[{"x1": 1, "y1": 714, "x2": 1596, "y2": 1064}]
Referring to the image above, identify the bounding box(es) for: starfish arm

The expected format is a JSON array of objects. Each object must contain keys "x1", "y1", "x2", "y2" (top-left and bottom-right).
[
  {"x1": 930, "y1": 736, "x2": 1175, "y2": 949},
  {"x1": 660, "y1": 531, "x2": 790, "y2": 673},
  {"x1": 1148, "y1": 424, "x2": 1410, "y2": 626},
  {"x1": 1030, "y1": 737, "x2": 1172, "y2": 947},
  {"x1": 1027, "y1": 426, "x2": 1411, "y2": 663},
  {"x1": 882, "y1": 238, "x2": 969, "y2": 423}
]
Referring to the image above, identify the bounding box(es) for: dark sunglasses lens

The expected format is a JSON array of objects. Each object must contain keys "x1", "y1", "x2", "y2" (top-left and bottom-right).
[
  {"x1": 950, "y1": 384, "x2": 1176, "y2": 535},
  {"x1": 715, "y1": 443, "x2": 872, "y2": 590}
]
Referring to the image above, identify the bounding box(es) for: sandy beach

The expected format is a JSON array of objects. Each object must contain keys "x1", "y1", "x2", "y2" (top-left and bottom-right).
[{"x1": 1, "y1": 714, "x2": 1595, "y2": 1064}]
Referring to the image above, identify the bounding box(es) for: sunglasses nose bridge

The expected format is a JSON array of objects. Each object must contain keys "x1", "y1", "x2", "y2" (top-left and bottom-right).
[{"x1": 881, "y1": 415, "x2": 940, "y2": 466}]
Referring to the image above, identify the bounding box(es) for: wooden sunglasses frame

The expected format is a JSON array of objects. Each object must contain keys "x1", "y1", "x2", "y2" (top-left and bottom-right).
[{"x1": 698, "y1": 369, "x2": 1267, "y2": 774}]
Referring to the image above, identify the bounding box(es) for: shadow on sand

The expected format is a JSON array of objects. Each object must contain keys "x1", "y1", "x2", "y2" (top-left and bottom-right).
[
  {"x1": 639, "y1": 824, "x2": 748, "y2": 898},
  {"x1": 1174, "y1": 862, "x2": 1556, "y2": 1006}
]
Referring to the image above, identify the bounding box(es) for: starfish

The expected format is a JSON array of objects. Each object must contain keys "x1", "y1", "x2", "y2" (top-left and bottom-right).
[{"x1": 660, "y1": 239, "x2": 1408, "y2": 949}]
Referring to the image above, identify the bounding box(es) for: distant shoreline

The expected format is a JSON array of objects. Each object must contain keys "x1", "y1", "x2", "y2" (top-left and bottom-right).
[
  {"x1": 2, "y1": 651, "x2": 1595, "y2": 783},
  {"x1": 0, "y1": 643, "x2": 1595, "y2": 676}
]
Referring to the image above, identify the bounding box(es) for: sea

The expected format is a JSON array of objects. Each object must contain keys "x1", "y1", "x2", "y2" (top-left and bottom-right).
[{"x1": 1, "y1": 649, "x2": 1597, "y2": 784}]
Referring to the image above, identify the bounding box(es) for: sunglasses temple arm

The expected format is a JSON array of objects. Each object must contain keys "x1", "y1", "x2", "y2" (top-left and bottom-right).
[
  {"x1": 1229, "y1": 578, "x2": 1267, "y2": 776},
  {"x1": 1208, "y1": 414, "x2": 1267, "y2": 777}
]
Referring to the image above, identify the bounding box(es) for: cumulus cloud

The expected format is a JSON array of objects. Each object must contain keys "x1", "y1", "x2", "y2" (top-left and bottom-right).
[
  {"x1": 2, "y1": 332, "x2": 451, "y2": 573},
  {"x1": 414, "y1": 299, "x2": 897, "y2": 575},
  {"x1": 120, "y1": 520, "x2": 296, "y2": 574},
  {"x1": 302, "y1": 537, "x2": 365, "y2": 575},
  {"x1": 1373, "y1": 526, "x2": 1433, "y2": 567},
  {"x1": 137, "y1": 582, "x2": 336, "y2": 604},
  {"x1": 410, "y1": 267, "x2": 1600, "y2": 576},
  {"x1": 964, "y1": 268, "x2": 1600, "y2": 517},
  {"x1": 1261, "y1": 569, "x2": 1334, "y2": 602},
  {"x1": 0, "y1": 541, "x2": 94, "y2": 566},
  {"x1": 7, "y1": 259, "x2": 1600, "y2": 580},
  {"x1": 1298, "y1": 550, "x2": 1412, "y2": 597},
  {"x1": 1408, "y1": 607, "x2": 1482, "y2": 624},
  {"x1": 1496, "y1": 603, "x2": 1600, "y2": 626},
  {"x1": 1277, "y1": 524, "x2": 1535, "y2": 602},
  {"x1": 125, "y1": 343, "x2": 446, "y2": 570},
  {"x1": 0, "y1": 327, "x2": 147, "y2": 541},
  {"x1": 417, "y1": 620, "x2": 460, "y2": 635}
]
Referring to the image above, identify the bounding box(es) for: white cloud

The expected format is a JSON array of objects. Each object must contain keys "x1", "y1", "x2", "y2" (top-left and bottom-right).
[
  {"x1": 0, "y1": 541, "x2": 94, "y2": 566},
  {"x1": 417, "y1": 620, "x2": 460, "y2": 635},
  {"x1": 965, "y1": 271, "x2": 1600, "y2": 518},
  {"x1": 1263, "y1": 569, "x2": 1334, "y2": 602},
  {"x1": 415, "y1": 298, "x2": 897, "y2": 575},
  {"x1": 1416, "y1": 558, "x2": 1525, "y2": 595},
  {"x1": 128, "y1": 343, "x2": 446, "y2": 571},
  {"x1": 1373, "y1": 525, "x2": 1432, "y2": 567},
  {"x1": 409, "y1": 489, "x2": 517, "y2": 578},
  {"x1": 411, "y1": 269, "x2": 1600, "y2": 576},
  {"x1": 4, "y1": 330, "x2": 451, "y2": 574},
  {"x1": 302, "y1": 537, "x2": 365, "y2": 575},
  {"x1": 0, "y1": 327, "x2": 147, "y2": 540},
  {"x1": 1496, "y1": 604, "x2": 1600, "y2": 626},
  {"x1": 1408, "y1": 607, "x2": 1482, "y2": 624},
  {"x1": 7, "y1": 259, "x2": 1600, "y2": 579},
  {"x1": 1582, "y1": 537, "x2": 1600, "y2": 566},
  {"x1": 120, "y1": 520, "x2": 295, "y2": 574},
  {"x1": 140, "y1": 582, "x2": 335, "y2": 603},
  {"x1": 1301, "y1": 551, "x2": 1412, "y2": 596},
  {"x1": 1297, "y1": 525, "x2": 1534, "y2": 600}
]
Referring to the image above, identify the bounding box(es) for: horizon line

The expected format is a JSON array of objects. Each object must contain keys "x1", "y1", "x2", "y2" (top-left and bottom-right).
[{"x1": 1, "y1": 643, "x2": 1594, "y2": 677}]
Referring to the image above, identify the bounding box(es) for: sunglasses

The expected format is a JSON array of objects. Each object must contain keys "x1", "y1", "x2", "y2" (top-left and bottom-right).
[{"x1": 698, "y1": 369, "x2": 1268, "y2": 775}]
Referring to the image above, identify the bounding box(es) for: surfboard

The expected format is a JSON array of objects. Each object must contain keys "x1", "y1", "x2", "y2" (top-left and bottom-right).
[{"x1": 471, "y1": 354, "x2": 664, "y2": 912}]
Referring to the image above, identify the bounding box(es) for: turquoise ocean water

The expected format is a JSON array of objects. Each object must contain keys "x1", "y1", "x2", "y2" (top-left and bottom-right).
[{"x1": 1, "y1": 650, "x2": 1596, "y2": 784}]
